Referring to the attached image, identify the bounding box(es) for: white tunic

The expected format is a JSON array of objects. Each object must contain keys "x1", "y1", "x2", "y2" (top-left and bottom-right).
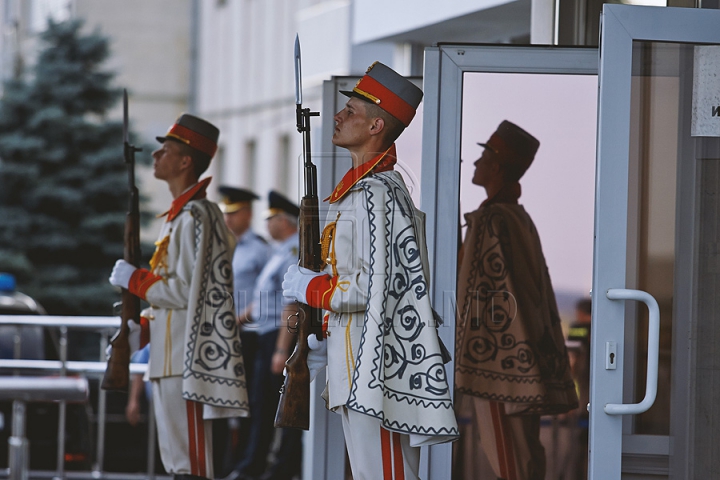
[
  {"x1": 137, "y1": 187, "x2": 249, "y2": 417},
  {"x1": 320, "y1": 170, "x2": 458, "y2": 443}
]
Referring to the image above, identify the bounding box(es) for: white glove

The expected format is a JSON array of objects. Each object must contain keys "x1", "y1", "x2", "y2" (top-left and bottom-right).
[
  {"x1": 307, "y1": 334, "x2": 328, "y2": 383},
  {"x1": 105, "y1": 319, "x2": 142, "y2": 359},
  {"x1": 109, "y1": 259, "x2": 136, "y2": 289},
  {"x1": 282, "y1": 264, "x2": 324, "y2": 304},
  {"x1": 127, "y1": 319, "x2": 141, "y2": 355}
]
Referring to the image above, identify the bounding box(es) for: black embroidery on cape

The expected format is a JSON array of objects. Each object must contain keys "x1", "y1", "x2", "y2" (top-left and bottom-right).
[
  {"x1": 182, "y1": 202, "x2": 248, "y2": 408},
  {"x1": 346, "y1": 173, "x2": 457, "y2": 436},
  {"x1": 455, "y1": 207, "x2": 575, "y2": 407}
]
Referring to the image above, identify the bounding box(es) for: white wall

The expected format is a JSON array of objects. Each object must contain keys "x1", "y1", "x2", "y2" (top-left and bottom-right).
[
  {"x1": 353, "y1": 0, "x2": 518, "y2": 43},
  {"x1": 75, "y1": 0, "x2": 192, "y2": 242},
  {"x1": 196, "y1": 0, "x2": 352, "y2": 237}
]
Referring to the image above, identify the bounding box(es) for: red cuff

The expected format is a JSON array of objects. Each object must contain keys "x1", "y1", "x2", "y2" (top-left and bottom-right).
[
  {"x1": 306, "y1": 274, "x2": 338, "y2": 311},
  {"x1": 128, "y1": 268, "x2": 162, "y2": 300}
]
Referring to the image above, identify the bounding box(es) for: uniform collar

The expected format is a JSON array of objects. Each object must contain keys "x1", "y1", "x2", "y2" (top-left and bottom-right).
[
  {"x1": 159, "y1": 177, "x2": 212, "y2": 222},
  {"x1": 325, "y1": 144, "x2": 397, "y2": 204},
  {"x1": 236, "y1": 229, "x2": 256, "y2": 244}
]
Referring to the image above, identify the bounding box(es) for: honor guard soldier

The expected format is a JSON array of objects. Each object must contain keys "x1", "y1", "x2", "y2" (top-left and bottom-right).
[
  {"x1": 454, "y1": 121, "x2": 578, "y2": 480},
  {"x1": 282, "y1": 62, "x2": 458, "y2": 480},
  {"x1": 110, "y1": 114, "x2": 249, "y2": 480},
  {"x1": 225, "y1": 191, "x2": 301, "y2": 480}
]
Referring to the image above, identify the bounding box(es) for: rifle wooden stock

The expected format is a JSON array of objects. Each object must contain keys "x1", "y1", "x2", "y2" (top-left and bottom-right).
[
  {"x1": 102, "y1": 190, "x2": 140, "y2": 392},
  {"x1": 103, "y1": 92, "x2": 141, "y2": 393},
  {"x1": 274, "y1": 197, "x2": 323, "y2": 430}
]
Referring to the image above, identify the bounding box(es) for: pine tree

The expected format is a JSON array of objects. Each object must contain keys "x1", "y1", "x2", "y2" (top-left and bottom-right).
[{"x1": 0, "y1": 19, "x2": 143, "y2": 315}]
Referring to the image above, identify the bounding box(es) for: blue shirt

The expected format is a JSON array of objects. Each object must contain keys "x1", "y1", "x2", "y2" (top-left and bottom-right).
[
  {"x1": 249, "y1": 233, "x2": 299, "y2": 335},
  {"x1": 232, "y1": 230, "x2": 271, "y2": 315}
]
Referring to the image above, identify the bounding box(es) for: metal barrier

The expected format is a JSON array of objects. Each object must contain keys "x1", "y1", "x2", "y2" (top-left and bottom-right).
[
  {"x1": 0, "y1": 316, "x2": 166, "y2": 480},
  {"x1": 0, "y1": 377, "x2": 88, "y2": 480}
]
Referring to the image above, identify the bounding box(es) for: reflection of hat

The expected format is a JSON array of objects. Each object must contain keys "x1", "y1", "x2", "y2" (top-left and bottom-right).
[
  {"x1": 156, "y1": 113, "x2": 220, "y2": 159},
  {"x1": 340, "y1": 62, "x2": 423, "y2": 127},
  {"x1": 478, "y1": 121, "x2": 540, "y2": 180},
  {"x1": 218, "y1": 186, "x2": 259, "y2": 214},
  {"x1": 266, "y1": 191, "x2": 299, "y2": 219}
]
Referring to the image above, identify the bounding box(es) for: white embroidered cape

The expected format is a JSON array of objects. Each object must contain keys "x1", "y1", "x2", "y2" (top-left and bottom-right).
[
  {"x1": 182, "y1": 200, "x2": 249, "y2": 418},
  {"x1": 345, "y1": 173, "x2": 458, "y2": 441}
]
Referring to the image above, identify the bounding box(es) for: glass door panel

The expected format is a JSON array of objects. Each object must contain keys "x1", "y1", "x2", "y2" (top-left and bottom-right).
[{"x1": 591, "y1": 5, "x2": 720, "y2": 479}]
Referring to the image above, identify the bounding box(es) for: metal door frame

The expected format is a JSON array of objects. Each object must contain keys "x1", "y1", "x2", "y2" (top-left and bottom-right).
[
  {"x1": 420, "y1": 44, "x2": 598, "y2": 479},
  {"x1": 591, "y1": 4, "x2": 720, "y2": 479}
]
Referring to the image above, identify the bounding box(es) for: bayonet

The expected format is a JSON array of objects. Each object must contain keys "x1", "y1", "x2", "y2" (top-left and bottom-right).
[
  {"x1": 295, "y1": 35, "x2": 302, "y2": 106},
  {"x1": 275, "y1": 36, "x2": 322, "y2": 430}
]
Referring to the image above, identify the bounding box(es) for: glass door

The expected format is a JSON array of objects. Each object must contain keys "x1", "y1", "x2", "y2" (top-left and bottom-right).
[
  {"x1": 590, "y1": 5, "x2": 720, "y2": 479},
  {"x1": 421, "y1": 44, "x2": 598, "y2": 480}
]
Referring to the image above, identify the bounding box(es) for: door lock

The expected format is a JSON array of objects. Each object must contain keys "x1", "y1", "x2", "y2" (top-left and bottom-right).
[{"x1": 606, "y1": 341, "x2": 617, "y2": 370}]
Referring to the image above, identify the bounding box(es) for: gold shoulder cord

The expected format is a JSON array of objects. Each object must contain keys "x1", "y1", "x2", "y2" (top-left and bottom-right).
[
  {"x1": 320, "y1": 212, "x2": 341, "y2": 277},
  {"x1": 149, "y1": 236, "x2": 171, "y2": 278}
]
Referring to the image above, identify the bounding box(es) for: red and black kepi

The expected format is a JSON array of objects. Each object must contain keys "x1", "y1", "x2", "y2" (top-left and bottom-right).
[
  {"x1": 478, "y1": 120, "x2": 540, "y2": 180},
  {"x1": 157, "y1": 113, "x2": 220, "y2": 159},
  {"x1": 340, "y1": 61, "x2": 423, "y2": 128}
]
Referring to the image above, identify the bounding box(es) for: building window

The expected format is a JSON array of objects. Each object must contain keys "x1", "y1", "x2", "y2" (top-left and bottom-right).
[
  {"x1": 278, "y1": 134, "x2": 291, "y2": 193},
  {"x1": 245, "y1": 139, "x2": 256, "y2": 188}
]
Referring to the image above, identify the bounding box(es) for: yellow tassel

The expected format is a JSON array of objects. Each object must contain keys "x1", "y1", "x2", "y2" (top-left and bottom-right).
[
  {"x1": 321, "y1": 212, "x2": 341, "y2": 277},
  {"x1": 149, "y1": 236, "x2": 170, "y2": 275}
]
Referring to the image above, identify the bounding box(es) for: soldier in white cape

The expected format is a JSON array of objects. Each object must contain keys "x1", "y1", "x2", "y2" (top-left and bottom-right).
[
  {"x1": 110, "y1": 114, "x2": 249, "y2": 480},
  {"x1": 283, "y1": 62, "x2": 458, "y2": 480}
]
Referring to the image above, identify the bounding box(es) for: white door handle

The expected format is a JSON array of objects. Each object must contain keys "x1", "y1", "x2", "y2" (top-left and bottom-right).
[{"x1": 604, "y1": 288, "x2": 660, "y2": 415}]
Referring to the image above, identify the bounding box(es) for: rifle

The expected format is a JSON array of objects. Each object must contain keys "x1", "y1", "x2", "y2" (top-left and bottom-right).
[
  {"x1": 274, "y1": 35, "x2": 322, "y2": 430},
  {"x1": 102, "y1": 89, "x2": 142, "y2": 392}
]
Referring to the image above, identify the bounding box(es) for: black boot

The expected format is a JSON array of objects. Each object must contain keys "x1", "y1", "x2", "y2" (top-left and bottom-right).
[{"x1": 173, "y1": 475, "x2": 211, "y2": 480}]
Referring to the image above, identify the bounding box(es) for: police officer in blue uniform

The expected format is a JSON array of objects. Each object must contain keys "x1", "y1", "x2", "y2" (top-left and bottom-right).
[
  {"x1": 216, "y1": 186, "x2": 271, "y2": 477},
  {"x1": 224, "y1": 191, "x2": 301, "y2": 480}
]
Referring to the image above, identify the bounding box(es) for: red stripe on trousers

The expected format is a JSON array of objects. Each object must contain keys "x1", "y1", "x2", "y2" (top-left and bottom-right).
[
  {"x1": 195, "y1": 402, "x2": 207, "y2": 476},
  {"x1": 392, "y1": 432, "x2": 405, "y2": 480},
  {"x1": 490, "y1": 401, "x2": 508, "y2": 479},
  {"x1": 186, "y1": 401, "x2": 198, "y2": 475},
  {"x1": 499, "y1": 403, "x2": 517, "y2": 480},
  {"x1": 381, "y1": 427, "x2": 393, "y2": 479},
  {"x1": 490, "y1": 401, "x2": 518, "y2": 480}
]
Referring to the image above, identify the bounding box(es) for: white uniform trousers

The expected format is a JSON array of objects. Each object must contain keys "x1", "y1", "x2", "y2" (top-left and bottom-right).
[
  {"x1": 341, "y1": 407, "x2": 420, "y2": 480},
  {"x1": 152, "y1": 376, "x2": 213, "y2": 478},
  {"x1": 455, "y1": 394, "x2": 545, "y2": 480}
]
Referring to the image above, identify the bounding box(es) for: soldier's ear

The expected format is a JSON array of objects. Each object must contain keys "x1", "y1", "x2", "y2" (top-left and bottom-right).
[
  {"x1": 369, "y1": 116, "x2": 385, "y2": 136},
  {"x1": 179, "y1": 154, "x2": 193, "y2": 172}
]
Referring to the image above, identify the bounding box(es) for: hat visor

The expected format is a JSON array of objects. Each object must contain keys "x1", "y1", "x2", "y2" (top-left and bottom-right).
[
  {"x1": 219, "y1": 202, "x2": 245, "y2": 214},
  {"x1": 156, "y1": 136, "x2": 188, "y2": 146},
  {"x1": 155, "y1": 137, "x2": 188, "y2": 147},
  {"x1": 477, "y1": 142, "x2": 498, "y2": 154},
  {"x1": 264, "y1": 208, "x2": 284, "y2": 220},
  {"x1": 339, "y1": 90, "x2": 376, "y2": 104}
]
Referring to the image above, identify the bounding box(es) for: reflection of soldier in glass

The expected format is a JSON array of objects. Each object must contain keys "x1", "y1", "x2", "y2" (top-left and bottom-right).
[{"x1": 454, "y1": 121, "x2": 578, "y2": 480}]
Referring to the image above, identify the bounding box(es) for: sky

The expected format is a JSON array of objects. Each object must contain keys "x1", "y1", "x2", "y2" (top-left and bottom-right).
[{"x1": 392, "y1": 72, "x2": 598, "y2": 302}]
